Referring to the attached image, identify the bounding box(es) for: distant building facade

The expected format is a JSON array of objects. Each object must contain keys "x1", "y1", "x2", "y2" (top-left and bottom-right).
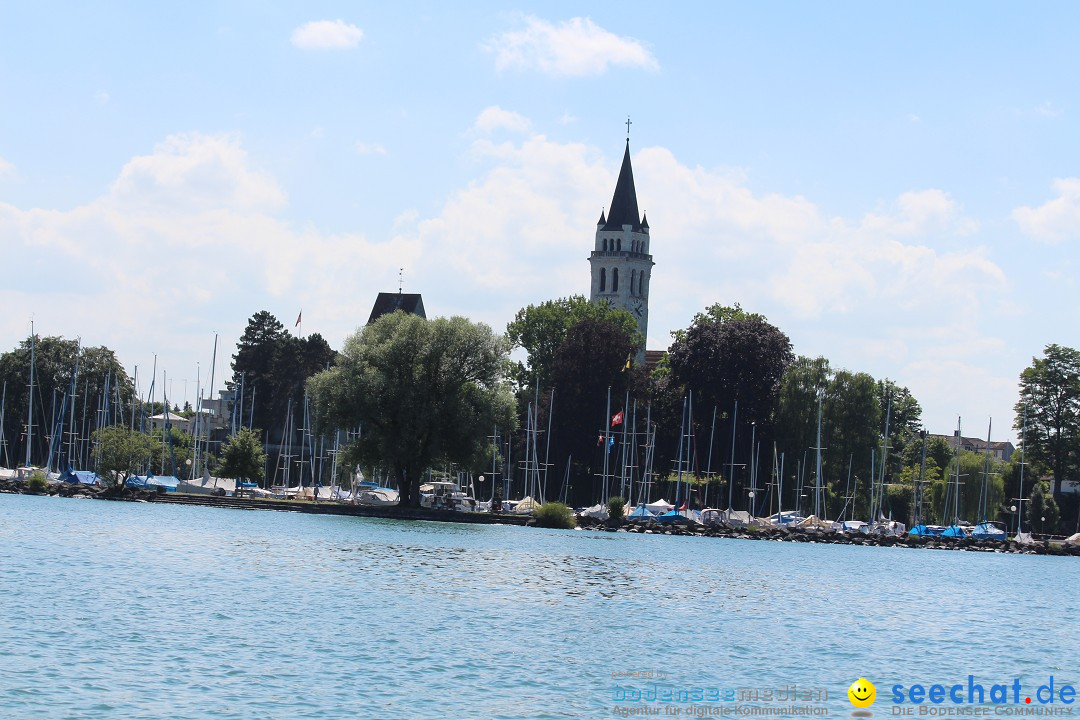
[{"x1": 930, "y1": 432, "x2": 1015, "y2": 462}]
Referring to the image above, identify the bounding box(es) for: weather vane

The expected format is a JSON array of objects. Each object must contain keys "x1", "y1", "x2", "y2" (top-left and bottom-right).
[{"x1": 399, "y1": 267, "x2": 404, "y2": 294}]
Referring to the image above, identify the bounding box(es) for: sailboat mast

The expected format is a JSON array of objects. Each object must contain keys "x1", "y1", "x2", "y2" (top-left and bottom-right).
[
  {"x1": 25, "y1": 322, "x2": 35, "y2": 468},
  {"x1": 0, "y1": 381, "x2": 8, "y2": 468},
  {"x1": 1017, "y1": 408, "x2": 1027, "y2": 535},
  {"x1": 601, "y1": 386, "x2": 612, "y2": 502},
  {"x1": 952, "y1": 416, "x2": 962, "y2": 525},
  {"x1": 543, "y1": 387, "x2": 554, "y2": 502},
  {"x1": 814, "y1": 392, "x2": 823, "y2": 519},
  {"x1": 979, "y1": 418, "x2": 993, "y2": 523},
  {"x1": 704, "y1": 405, "x2": 717, "y2": 509},
  {"x1": 727, "y1": 400, "x2": 738, "y2": 511},
  {"x1": 675, "y1": 395, "x2": 687, "y2": 512}
]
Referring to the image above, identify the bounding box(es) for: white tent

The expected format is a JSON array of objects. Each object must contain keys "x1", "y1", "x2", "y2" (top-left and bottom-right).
[{"x1": 645, "y1": 498, "x2": 674, "y2": 514}]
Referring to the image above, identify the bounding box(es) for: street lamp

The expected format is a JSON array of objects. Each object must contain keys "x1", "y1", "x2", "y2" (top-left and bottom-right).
[
  {"x1": 748, "y1": 490, "x2": 756, "y2": 519},
  {"x1": 1010, "y1": 505, "x2": 1017, "y2": 535}
]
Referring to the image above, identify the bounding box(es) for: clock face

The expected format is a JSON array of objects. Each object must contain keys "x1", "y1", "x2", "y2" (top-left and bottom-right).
[{"x1": 631, "y1": 301, "x2": 643, "y2": 318}]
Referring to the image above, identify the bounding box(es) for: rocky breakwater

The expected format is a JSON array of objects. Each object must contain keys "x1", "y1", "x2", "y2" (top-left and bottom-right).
[
  {"x1": 575, "y1": 516, "x2": 1080, "y2": 556},
  {"x1": 0, "y1": 478, "x2": 164, "y2": 501}
]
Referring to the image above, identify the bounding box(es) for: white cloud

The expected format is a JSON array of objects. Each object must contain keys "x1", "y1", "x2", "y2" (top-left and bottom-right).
[
  {"x1": 473, "y1": 106, "x2": 531, "y2": 134},
  {"x1": 0, "y1": 121, "x2": 1019, "y2": 439},
  {"x1": 0, "y1": 157, "x2": 14, "y2": 177},
  {"x1": 0, "y1": 132, "x2": 412, "y2": 391},
  {"x1": 383, "y1": 124, "x2": 1012, "y2": 436},
  {"x1": 290, "y1": 19, "x2": 364, "y2": 50},
  {"x1": 355, "y1": 141, "x2": 387, "y2": 155},
  {"x1": 95, "y1": 90, "x2": 110, "y2": 105},
  {"x1": 861, "y1": 189, "x2": 978, "y2": 238},
  {"x1": 1013, "y1": 178, "x2": 1080, "y2": 243},
  {"x1": 107, "y1": 132, "x2": 286, "y2": 214},
  {"x1": 484, "y1": 16, "x2": 658, "y2": 76}
]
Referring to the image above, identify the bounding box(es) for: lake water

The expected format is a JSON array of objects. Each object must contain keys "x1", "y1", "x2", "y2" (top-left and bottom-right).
[{"x1": 1, "y1": 494, "x2": 1077, "y2": 719}]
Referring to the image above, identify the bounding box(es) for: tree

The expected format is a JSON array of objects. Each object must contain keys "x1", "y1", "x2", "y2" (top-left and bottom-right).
[
  {"x1": 823, "y1": 370, "x2": 880, "y2": 518},
  {"x1": 1027, "y1": 480, "x2": 1060, "y2": 534},
  {"x1": 0, "y1": 336, "x2": 133, "y2": 468},
  {"x1": 219, "y1": 428, "x2": 268, "y2": 489},
  {"x1": 308, "y1": 312, "x2": 517, "y2": 507},
  {"x1": 930, "y1": 451, "x2": 1006, "y2": 525},
  {"x1": 1015, "y1": 344, "x2": 1080, "y2": 496},
  {"x1": 668, "y1": 304, "x2": 793, "y2": 431},
  {"x1": 93, "y1": 426, "x2": 154, "y2": 487},
  {"x1": 506, "y1": 295, "x2": 641, "y2": 393},
  {"x1": 548, "y1": 317, "x2": 642, "y2": 506},
  {"x1": 231, "y1": 311, "x2": 337, "y2": 442},
  {"x1": 877, "y1": 379, "x2": 923, "y2": 463}
]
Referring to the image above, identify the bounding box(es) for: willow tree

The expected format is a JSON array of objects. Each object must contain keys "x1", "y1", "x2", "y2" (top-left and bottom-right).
[{"x1": 307, "y1": 312, "x2": 516, "y2": 507}]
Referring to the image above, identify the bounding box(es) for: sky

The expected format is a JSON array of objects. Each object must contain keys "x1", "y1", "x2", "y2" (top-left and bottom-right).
[{"x1": 3, "y1": 1, "x2": 1080, "y2": 442}]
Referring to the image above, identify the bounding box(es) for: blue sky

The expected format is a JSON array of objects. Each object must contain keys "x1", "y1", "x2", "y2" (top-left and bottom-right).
[{"x1": 3, "y1": 2, "x2": 1080, "y2": 441}]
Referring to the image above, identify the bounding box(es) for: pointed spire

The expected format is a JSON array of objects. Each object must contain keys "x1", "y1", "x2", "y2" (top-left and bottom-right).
[
  {"x1": 597, "y1": 209, "x2": 606, "y2": 226},
  {"x1": 603, "y1": 139, "x2": 641, "y2": 231},
  {"x1": 641, "y1": 212, "x2": 649, "y2": 229}
]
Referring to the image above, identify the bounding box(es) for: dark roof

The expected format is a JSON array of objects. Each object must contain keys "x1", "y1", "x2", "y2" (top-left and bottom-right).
[
  {"x1": 367, "y1": 293, "x2": 427, "y2": 325},
  {"x1": 641, "y1": 212, "x2": 649, "y2": 229},
  {"x1": 597, "y1": 210, "x2": 606, "y2": 226},
  {"x1": 602, "y1": 140, "x2": 642, "y2": 231}
]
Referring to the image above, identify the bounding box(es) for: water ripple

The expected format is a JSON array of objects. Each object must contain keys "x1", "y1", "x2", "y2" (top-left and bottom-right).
[{"x1": 0, "y1": 494, "x2": 1077, "y2": 719}]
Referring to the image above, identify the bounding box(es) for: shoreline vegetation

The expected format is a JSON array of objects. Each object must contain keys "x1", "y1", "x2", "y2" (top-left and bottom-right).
[{"x1": 4, "y1": 479, "x2": 1078, "y2": 557}]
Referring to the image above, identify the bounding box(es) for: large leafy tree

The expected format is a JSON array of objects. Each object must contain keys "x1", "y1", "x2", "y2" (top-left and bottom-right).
[
  {"x1": 230, "y1": 311, "x2": 336, "y2": 441},
  {"x1": 1026, "y1": 480, "x2": 1060, "y2": 533},
  {"x1": 93, "y1": 425, "x2": 154, "y2": 487},
  {"x1": 307, "y1": 312, "x2": 516, "y2": 506},
  {"x1": 506, "y1": 295, "x2": 641, "y2": 393},
  {"x1": 668, "y1": 304, "x2": 793, "y2": 430},
  {"x1": 930, "y1": 451, "x2": 1006, "y2": 525},
  {"x1": 0, "y1": 336, "x2": 133, "y2": 468},
  {"x1": 548, "y1": 317, "x2": 642, "y2": 506},
  {"x1": 824, "y1": 370, "x2": 881, "y2": 517},
  {"x1": 219, "y1": 428, "x2": 268, "y2": 487},
  {"x1": 1014, "y1": 344, "x2": 1080, "y2": 496},
  {"x1": 774, "y1": 359, "x2": 885, "y2": 517}
]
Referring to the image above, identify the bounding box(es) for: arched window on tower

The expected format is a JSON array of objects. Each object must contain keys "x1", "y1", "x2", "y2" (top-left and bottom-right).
[
  {"x1": 599, "y1": 267, "x2": 606, "y2": 292},
  {"x1": 630, "y1": 269, "x2": 636, "y2": 295},
  {"x1": 612, "y1": 268, "x2": 619, "y2": 292},
  {"x1": 617, "y1": 238, "x2": 622, "y2": 251},
  {"x1": 640, "y1": 273, "x2": 646, "y2": 295}
]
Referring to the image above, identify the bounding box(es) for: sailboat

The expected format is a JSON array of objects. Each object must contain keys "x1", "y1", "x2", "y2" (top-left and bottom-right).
[
  {"x1": 940, "y1": 417, "x2": 969, "y2": 538},
  {"x1": 656, "y1": 394, "x2": 696, "y2": 525},
  {"x1": 971, "y1": 419, "x2": 1006, "y2": 540}
]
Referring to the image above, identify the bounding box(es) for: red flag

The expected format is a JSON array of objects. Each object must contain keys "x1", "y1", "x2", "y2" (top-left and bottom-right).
[
  {"x1": 597, "y1": 434, "x2": 604, "y2": 447},
  {"x1": 295, "y1": 311, "x2": 302, "y2": 327},
  {"x1": 611, "y1": 410, "x2": 623, "y2": 427}
]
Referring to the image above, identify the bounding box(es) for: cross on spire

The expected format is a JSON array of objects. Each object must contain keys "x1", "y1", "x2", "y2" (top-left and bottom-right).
[
  {"x1": 625, "y1": 116, "x2": 632, "y2": 138},
  {"x1": 398, "y1": 267, "x2": 404, "y2": 294}
]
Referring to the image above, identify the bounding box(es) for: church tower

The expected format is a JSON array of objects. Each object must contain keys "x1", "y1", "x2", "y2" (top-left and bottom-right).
[{"x1": 589, "y1": 139, "x2": 653, "y2": 361}]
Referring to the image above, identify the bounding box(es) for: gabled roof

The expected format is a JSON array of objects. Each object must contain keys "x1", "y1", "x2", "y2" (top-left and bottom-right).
[
  {"x1": 367, "y1": 293, "x2": 427, "y2": 325},
  {"x1": 602, "y1": 140, "x2": 642, "y2": 231}
]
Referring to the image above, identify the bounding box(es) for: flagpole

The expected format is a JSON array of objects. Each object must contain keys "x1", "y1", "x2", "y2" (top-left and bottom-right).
[{"x1": 602, "y1": 386, "x2": 611, "y2": 503}]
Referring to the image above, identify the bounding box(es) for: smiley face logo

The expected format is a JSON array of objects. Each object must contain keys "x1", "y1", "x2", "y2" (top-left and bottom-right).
[{"x1": 848, "y1": 678, "x2": 876, "y2": 708}]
